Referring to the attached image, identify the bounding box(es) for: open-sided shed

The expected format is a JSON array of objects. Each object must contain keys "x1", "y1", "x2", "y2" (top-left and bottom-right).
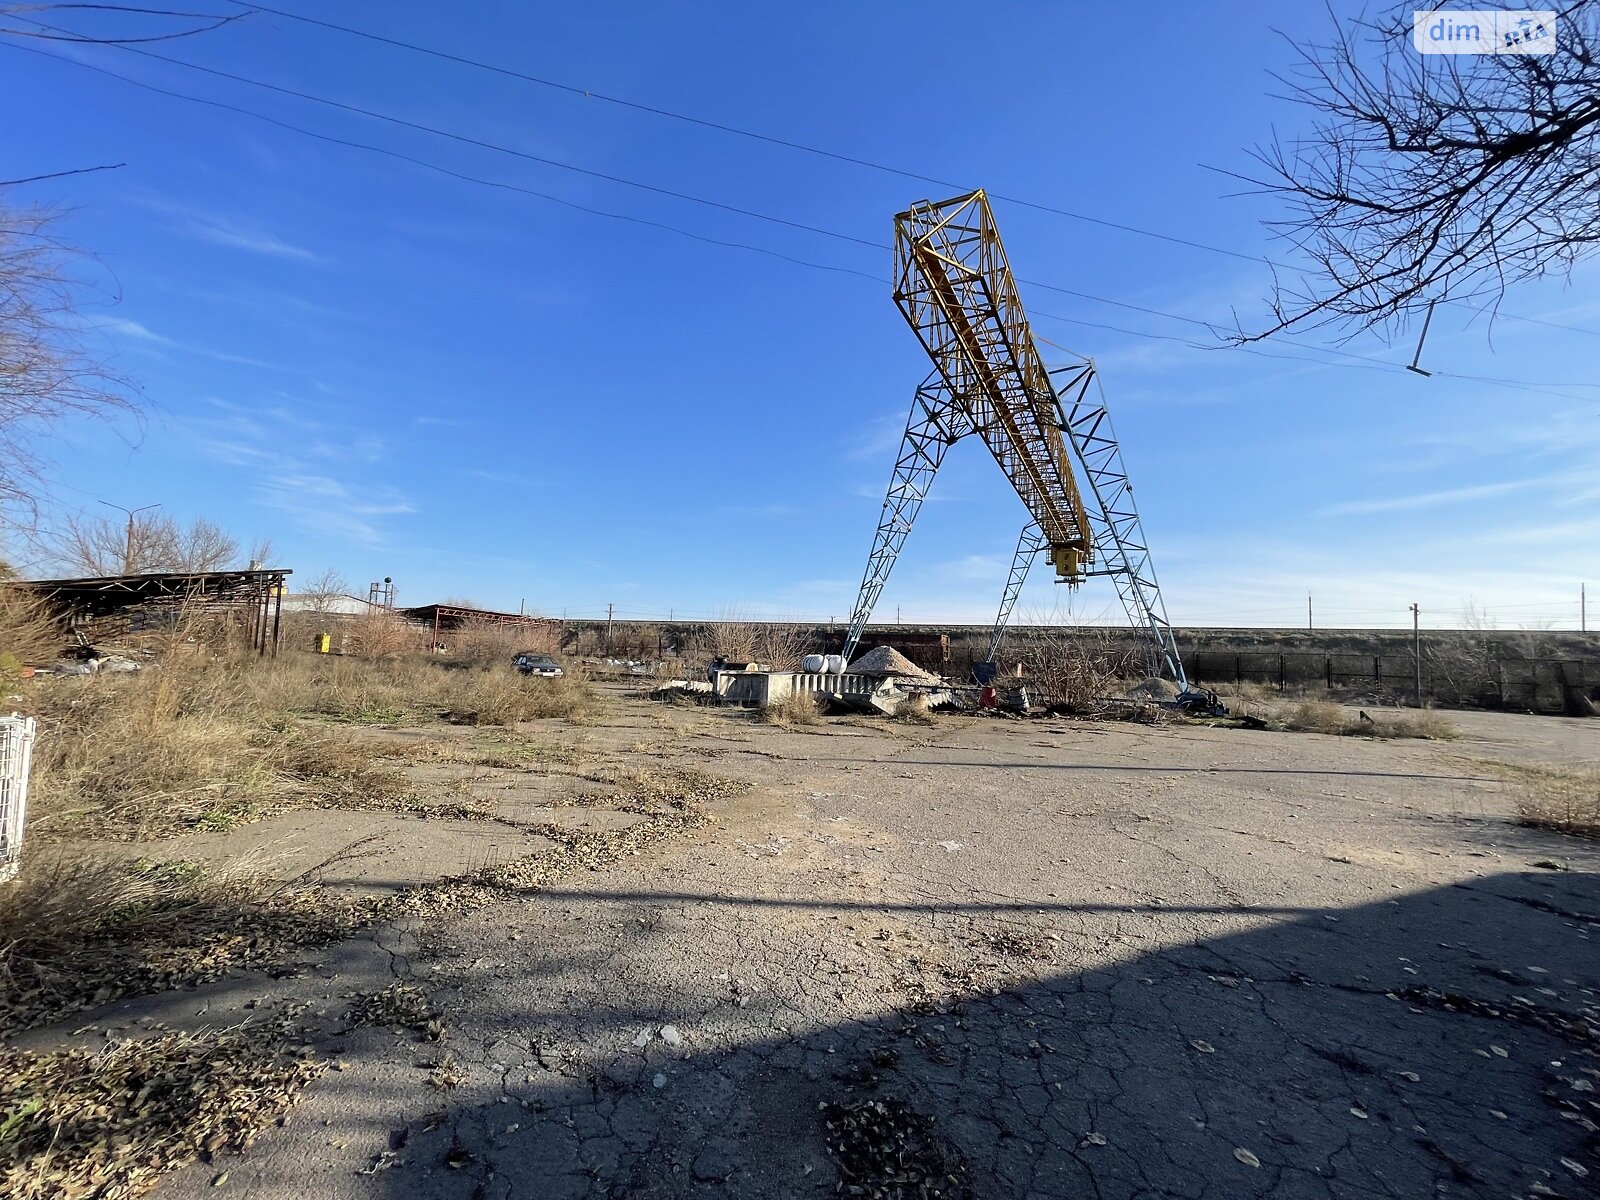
[{"x1": 19, "y1": 568, "x2": 293, "y2": 656}]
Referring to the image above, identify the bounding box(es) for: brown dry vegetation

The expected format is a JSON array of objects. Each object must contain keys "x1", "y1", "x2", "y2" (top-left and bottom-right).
[
  {"x1": 447, "y1": 618, "x2": 561, "y2": 666},
  {"x1": 18, "y1": 654, "x2": 601, "y2": 841},
  {"x1": 1018, "y1": 629, "x2": 1136, "y2": 713},
  {"x1": 759, "y1": 690, "x2": 824, "y2": 727},
  {"x1": 1506, "y1": 765, "x2": 1600, "y2": 839},
  {"x1": 1275, "y1": 699, "x2": 1457, "y2": 740},
  {"x1": 0, "y1": 852, "x2": 366, "y2": 1033}
]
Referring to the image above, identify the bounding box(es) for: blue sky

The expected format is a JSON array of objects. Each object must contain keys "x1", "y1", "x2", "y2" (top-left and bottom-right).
[{"x1": 3, "y1": 2, "x2": 1596, "y2": 629}]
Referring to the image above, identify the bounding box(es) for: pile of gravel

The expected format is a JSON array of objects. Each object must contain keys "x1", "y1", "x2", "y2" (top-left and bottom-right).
[
  {"x1": 848, "y1": 646, "x2": 940, "y2": 683},
  {"x1": 1124, "y1": 677, "x2": 1179, "y2": 701}
]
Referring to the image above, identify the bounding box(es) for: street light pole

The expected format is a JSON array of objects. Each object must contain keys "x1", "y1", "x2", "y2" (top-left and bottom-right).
[
  {"x1": 98, "y1": 501, "x2": 160, "y2": 574},
  {"x1": 1410, "y1": 603, "x2": 1422, "y2": 707}
]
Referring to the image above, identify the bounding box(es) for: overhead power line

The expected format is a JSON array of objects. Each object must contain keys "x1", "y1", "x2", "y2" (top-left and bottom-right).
[
  {"x1": 223, "y1": 0, "x2": 1600, "y2": 344},
  {"x1": 0, "y1": 161, "x2": 125, "y2": 185},
  {"x1": 7, "y1": 29, "x2": 1598, "y2": 406}
]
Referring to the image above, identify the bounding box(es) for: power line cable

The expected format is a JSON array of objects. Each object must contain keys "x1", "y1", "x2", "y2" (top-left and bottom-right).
[
  {"x1": 3, "y1": 41, "x2": 883, "y2": 283},
  {"x1": 10, "y1": 27, "x2": 1599, "y2": 405},
  {"x1": 224, "y1": 0, "x2": 1600, "y2": 343},
  {"x1": 15, "y1": 19, "x2": 886, "y2": 252}
]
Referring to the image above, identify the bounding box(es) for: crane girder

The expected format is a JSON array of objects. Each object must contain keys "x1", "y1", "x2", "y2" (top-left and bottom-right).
[
  {"x1": 841, "y1": 189, "x2": 1202, "y2": 706},
  {"x1": 891, "y1": 190, "x2": 1092, "y2": 582}
]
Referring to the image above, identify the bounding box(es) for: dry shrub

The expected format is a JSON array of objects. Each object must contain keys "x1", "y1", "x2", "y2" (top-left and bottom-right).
[
  {"x1": 0, "y1": 1024, "x2": 322, "y2": 1200},
  {"x1": 704, "y1": 615, "x2": 809, "y2": 670},
  {"x1": 1018, "y1": 629, "x2": 1135, "y2": 713},
  {"x1": 448, "y1": 618, "x2": 560, "y2": 666},
  {"x1": 1214, "y1": 680, "x2": 1281, "y2": 719},
  {"x1": 761, "y1": 690, "x2": 823, "y2": 727},
  {"x1": 441, "y1": 667, "x2": 599, "y2": 726},
  {"x1": 347, "y1": 609, "x2": 422, "y2": 658},
  {"x1": 27, "y1": 667, "x2": 275, "y2": 836},
  {"x1": 0, "y1": 587, "x2": 61, "y2": 671},
  {"x1": 892, "y1": 694, "x2": 936, "y2": 725},
  {"x1": 1276, "y1": 700, "x2": 1456, "y2": 740},
  {"x1": 1510, "y1": 767, "x2": 1600, "y2": 838}
]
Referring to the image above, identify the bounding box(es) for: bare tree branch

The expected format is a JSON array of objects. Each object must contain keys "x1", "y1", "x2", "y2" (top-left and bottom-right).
[
  {"x1": 0, "y1": 204, "x2": 136, "y2": 528},
  {"x1": 56, "y1": 511, "x2": 246, "y2": 575},
  {"x1": 1239, "y1": 1, "x2": 1600, "y2": 341}
]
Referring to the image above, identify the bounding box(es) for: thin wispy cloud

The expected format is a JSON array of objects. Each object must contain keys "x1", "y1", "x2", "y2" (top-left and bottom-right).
[
  {"x1": 256, "y1": 473, "x2": 414, "y2": 546},
  {"x1": 136, "y1": 193, "x2": 322, "y2": 262},
  {"x1": 1320, "y1": 479, "x2": 1545, "y2": 516},
  {"x1": 92, "y1": 317, "x2": 285, "y2": 372}
]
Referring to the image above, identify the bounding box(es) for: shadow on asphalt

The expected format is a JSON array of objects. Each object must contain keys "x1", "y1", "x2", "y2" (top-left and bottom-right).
[{"x1": 360, "y1": 868, "x2": 1598, "y2": 1199}]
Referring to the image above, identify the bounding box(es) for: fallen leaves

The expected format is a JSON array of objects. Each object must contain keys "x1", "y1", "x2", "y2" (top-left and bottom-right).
[
  {"x1": 821, "y1": 1096, "x2": 971, "y2": 1199},
  {"x1": 0, "y1": 1023, "x2": 321, "y2": 1200}
]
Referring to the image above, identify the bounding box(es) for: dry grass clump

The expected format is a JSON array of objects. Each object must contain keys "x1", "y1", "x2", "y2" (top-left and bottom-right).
[
  {"x1": 440, "y1": 668, "x2": 600, "y2": 726},
  {"x1": 0, "y1": 1024, "x2": 322, "y2": 1200},
  {"x1": 892, "y1": 694, "x2": 936, "y2": 725},
  {"x1": 346, "y1": 609, "x2": 424, "y2": 658},
  {"x1": 1508, "y1": 766, "x2": 1600, "y2": 839},
  {"x1": 386, "y1": 733, "x2": 587, "y2": 770},
  {"x1": 1276, "y1": 700, "x2": 1456, "y2": 740},
  {"x1": 760, "y1": 690, "x2": 824, "y2": 727},
  {"x1": 0, "y1": 587, "x2": 61, "y2": 676},
  {"x1": 0, "y1": 853, "x2": 368, "y2": 1033},
  {"x1": 268, "y1": 726, "x2": 412, "y2": 808},
  {"x1": 27, "y1": 668, "x2": 277, "y2": 838},
  {"x1": 447, "y1": 618, "x2": 561, "y2": 666}
]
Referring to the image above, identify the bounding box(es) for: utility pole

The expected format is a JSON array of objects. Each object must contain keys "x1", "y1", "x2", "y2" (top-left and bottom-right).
[
  {"x1": 1583, "y1": 583, "x2": 1588, "y2": 632},
  {"x1": 98, "y1": 501, "x2": 160, "y2": 574},
  {"x1": 604, "y1": 603, "x2": 614, "y2": 654},
  {"x1": 1307, "y1": 591, "x2": 1313, "y2": 631},
  {"x1": 1410, "y1": 603, "x2": 1422, "y2": 707}
]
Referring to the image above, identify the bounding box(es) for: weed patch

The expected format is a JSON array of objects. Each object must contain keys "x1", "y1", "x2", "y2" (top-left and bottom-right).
[
  {"x1": 1504, "y1": 765, "x2": 1600, "y2": 839},
  {"x1": 1274, "y1": 700, "x2": 1456, "y2": 740},
  {"x1": 760, "y1": 691, "x2": 824, "y2": 727}
]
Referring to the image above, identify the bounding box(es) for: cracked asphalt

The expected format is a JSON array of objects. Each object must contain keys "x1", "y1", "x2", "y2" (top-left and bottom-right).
[{"x1": 150, "y1": 699, "x2": 1599, "y2": 1199}]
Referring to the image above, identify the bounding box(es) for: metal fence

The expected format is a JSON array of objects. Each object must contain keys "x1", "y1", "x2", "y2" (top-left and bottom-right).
[
  {"x1": 0, "y1": 715, "x2": 38, "y2": 883},
  {"x1": 1182, "y1": 649, "x2": 1598, "y2": 714}
]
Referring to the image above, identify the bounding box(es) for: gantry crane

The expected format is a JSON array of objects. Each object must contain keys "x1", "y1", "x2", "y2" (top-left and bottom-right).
[{"x1": 842, "y1": 189, "x2": 1204, "y2": 703}]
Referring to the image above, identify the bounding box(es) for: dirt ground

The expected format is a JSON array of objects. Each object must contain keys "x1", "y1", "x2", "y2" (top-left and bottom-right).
[{"x1": 19, "y1": 687, "x2": 1599, "y2": 1199}]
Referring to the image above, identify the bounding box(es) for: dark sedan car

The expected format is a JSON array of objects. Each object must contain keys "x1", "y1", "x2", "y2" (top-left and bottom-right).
[{"x1": 512, "y1": 652, "x2": 564, "y2": 678}]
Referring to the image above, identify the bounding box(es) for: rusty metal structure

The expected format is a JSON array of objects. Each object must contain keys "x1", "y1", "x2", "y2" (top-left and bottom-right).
[
  {"x1": 21, "y1": 568, "x2": 291, "y2": 657},
  {"x1": 843, "y1": 189, "x2": 1192, "y2": 692},
  {"x1": 401, "y1": 602, "x2": 558, "y2": 651}
]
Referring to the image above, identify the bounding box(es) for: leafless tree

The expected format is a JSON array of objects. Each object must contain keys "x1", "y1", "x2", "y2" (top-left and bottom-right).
[
  {"x1": 245, "y1": 535, "x2": 274, "y2": 569},
  {"x1": 169, "y1": 517, "x2": 237, "y2": 571},
  {"x1": 1239, "y1": 2, "x2": 1600, "y2": 339},
  {"x1": 0, "y1": 204, "x2": 134, "y2": 525},
  {"x1": 299, "y1": 568, "x2": 351, "y2": 614},
  {"x1": 59, "y1": 511, "x2": 247, "y2": 574}
]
